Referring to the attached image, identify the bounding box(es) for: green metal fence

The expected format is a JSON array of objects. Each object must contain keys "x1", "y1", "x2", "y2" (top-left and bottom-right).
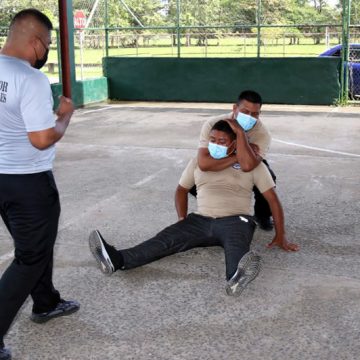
[{"x1": 0, "y1": 0, "x2": 358, "y2": 104}]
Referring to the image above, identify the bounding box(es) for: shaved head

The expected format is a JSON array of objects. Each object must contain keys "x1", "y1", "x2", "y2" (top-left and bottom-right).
[
  {"x1": 8, "y1": 9, "x2": 52, "y2": 42},
  {"x1": 1, "y1": 9, "x2": 52, "y2": 67},
  {"x1": 10, "y1": 9, "x2": 53, "y2": 32}
]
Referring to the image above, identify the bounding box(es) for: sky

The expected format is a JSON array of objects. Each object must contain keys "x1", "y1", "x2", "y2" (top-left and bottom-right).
[{"x1": 326, "y1": 0, "x2": 339, "y2": 8}]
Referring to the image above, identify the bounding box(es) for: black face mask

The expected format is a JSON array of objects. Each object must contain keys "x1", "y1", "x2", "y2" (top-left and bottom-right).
[{"x1": 33, "y1": 48, "x2": 49, "y2": 70}]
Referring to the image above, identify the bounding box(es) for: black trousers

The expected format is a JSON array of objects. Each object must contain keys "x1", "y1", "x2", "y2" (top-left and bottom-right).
[
  {"x1": 253, "y1": 160, "x2": 276, "y2": 220},
  {"x1": 0, "y1": 171, "x2": 61, "y2": 342},
  {"x1": 119, "y1": 213, "x2": 256, "y2": 280},
  {"x1": 189, "y1": 160, "x2": 277, "y2": 220}
]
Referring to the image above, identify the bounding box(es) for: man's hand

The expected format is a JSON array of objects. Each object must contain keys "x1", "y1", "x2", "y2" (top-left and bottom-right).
[
  {"x1": 225, "y1": 118, "x2": 243, "y2": 134},
  {"x1": 262, "y1": 189, "x2": 299, "y2": 252},
  {"x1": 223, "y1": 118, "x2": 261, "y2": 172},
  {"x1": 56, "y1": 96, "x2": 74, "y2": 117},
  {"x1": 226, "y1": 119, "x2": 261, "y2": 158},
  {"x1": 27, "y1": 96, "x2": 74, "y2": 150},
  {"x1": 266, "y1": 234, "x2": 299, "y2": 252}
]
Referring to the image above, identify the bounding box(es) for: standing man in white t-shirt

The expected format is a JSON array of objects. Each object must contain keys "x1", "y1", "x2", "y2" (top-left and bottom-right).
[{"x1": 0, "y1": 9, "x2": 79, "y2": 360}]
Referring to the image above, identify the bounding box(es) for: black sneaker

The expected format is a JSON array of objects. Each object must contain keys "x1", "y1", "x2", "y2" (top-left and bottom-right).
[
  {"x1": 0, "y1": 347, "x2": 11, "y2": 360},
  {"x1": 226, "y1": 252, "x2": 262, "y2": 297},
  {"x1": 30, "y1": 299, "x2": 80, "y2": 324},
  {"x1": 89, "y1": 230, "x2": 115, "y2": 275},
  {"x1": 254, "y1": 216, "x2": 274, "y2": 231}
]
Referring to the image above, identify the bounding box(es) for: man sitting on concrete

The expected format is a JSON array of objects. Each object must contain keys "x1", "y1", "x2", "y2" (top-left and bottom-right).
[{"x1": 89, "y1": 120, "x2": 299, "y2": 296}]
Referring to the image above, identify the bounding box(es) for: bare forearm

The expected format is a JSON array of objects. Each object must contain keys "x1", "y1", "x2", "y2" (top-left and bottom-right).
[
  {"x1": 175, "y1": 186, "x2": 189, "y2": 220},
  {"x1": 42, "y1": 115, "x2": 70, "y2": 149},
  {"x1": 46, "y1": 95, "x2": 73, "y2": 147},
  {"x1": 53, "y1": 113, "x2": 71, "y2": 141},
  {"x1": 262, "y1": 188, "x2": 299, "y2": 251},
  {"x1": 268, "y1": 195, "x2": 285, "y2": 237},
  {"x1": 28, "y1": 113, "x2": 72, "y2": 150},
  {"x1": 235, "y1": 130, "x2": 261, "y2": 172},
  {"x1": 198, "y1": 151, "x2": 236, "y2": 171}
]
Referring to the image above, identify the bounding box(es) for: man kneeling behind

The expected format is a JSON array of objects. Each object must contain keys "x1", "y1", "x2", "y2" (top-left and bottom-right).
[{"x1": 89, "y1": 120, "x2": 299, "y2": 296}]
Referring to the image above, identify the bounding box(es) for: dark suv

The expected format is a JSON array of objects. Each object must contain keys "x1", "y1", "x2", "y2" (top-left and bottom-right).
[{"x1": 319, "y1": 44, "x2": 360, "y2": 98}]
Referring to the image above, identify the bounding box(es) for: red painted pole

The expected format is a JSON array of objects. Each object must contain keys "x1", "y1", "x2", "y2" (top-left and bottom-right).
[{"x1": 58, "y1": 0, "x2": 72, "y2": 98}]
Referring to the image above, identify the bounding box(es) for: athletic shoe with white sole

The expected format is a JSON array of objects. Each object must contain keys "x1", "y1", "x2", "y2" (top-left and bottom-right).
[
  {"x1": 226, "y1": 251, "x2": 262, "y2": 296},
  {"x1": 89, "y1": 230, "x2": 115, "y2": 275}
]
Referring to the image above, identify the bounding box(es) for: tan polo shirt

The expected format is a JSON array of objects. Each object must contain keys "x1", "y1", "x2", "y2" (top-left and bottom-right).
[
  {"x1": 179, "y1": 158, "x2": 275, "y2": 218},
  {"x1": 198, "y1": 112, "x2": 271, "y2": 159}
]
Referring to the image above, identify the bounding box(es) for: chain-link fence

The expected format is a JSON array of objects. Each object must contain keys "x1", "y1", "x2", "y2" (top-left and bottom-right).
[
  {"x1": 0, "y1": 0, "x2": 358, "y2": 103},
  {"x1": 72, "y1": 0, "x2": 106, "y2": 80},
  {"x1": 348, "y1": 30, "x2": 360, "y2": 99},
  {"x1": 99, "y1": 25, "x2": 343, "y2": 57},
  {"x1": 349, "y1": 0, "x2": 360, "y2": 100}
]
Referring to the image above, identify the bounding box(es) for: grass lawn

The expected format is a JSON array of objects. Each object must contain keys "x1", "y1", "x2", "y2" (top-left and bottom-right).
[{"x1": 43, "y1": 36, "x2": 340, "y2": 80}]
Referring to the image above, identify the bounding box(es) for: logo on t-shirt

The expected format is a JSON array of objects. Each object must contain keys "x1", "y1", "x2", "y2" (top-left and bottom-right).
[
  {"x1": 0, "y1": 80, "x2": 8, "y2": 103},
  {"x1": 232, "y1": 163, "x2": 241, "y2": 170}
]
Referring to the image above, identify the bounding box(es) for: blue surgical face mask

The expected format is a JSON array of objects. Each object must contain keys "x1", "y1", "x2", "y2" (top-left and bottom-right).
[
  {"x1": 208, "y1": 142, "x2": 228, "y2": 159},
  {"x1": 236, "y1": 112, "x2": 257, "y2": 131}
]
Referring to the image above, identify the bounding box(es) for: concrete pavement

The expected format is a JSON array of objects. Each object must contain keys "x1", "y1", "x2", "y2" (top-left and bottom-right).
[{"x1": 0, "y1": 102, "x2": 359, "y2": 360}]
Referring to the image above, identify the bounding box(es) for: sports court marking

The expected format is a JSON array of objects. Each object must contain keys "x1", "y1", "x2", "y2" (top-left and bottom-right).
[
  {"x1": 1, "y1": 133, "x2": 358, "y2": 265},
  {"x1": 273, "y1": 139, "x2": 360, "y2": 157},
  {"x1": 132, "y1": 168, "x2": 168, "y2": 187},
  {"x1": 0, "y1": 168, "x2": 169, "y2": 265},
  {"x1": 82, "y1": 105, "x2": 115, "y2": 114}
]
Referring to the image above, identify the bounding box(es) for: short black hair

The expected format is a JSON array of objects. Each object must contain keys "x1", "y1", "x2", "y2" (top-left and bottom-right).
[
  {"x1": 238, "y1": 90, "x2": 262, "y2": 106},
  {"x1": 10, "y1": 9, "x2": 53, "y2": 30},
  {"x1": 211, "y1": 120, "x2": 236, "y2": 140}
]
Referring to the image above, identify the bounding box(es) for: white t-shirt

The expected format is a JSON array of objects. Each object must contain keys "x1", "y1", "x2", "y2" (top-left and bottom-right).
[{"x1": 0, "y1": 54, "x2": 56, "y2": 174}]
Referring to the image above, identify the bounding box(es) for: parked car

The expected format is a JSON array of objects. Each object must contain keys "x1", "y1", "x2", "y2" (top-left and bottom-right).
[{"x1": 319, "y1": 44, "x2": 360, "y2": 98}]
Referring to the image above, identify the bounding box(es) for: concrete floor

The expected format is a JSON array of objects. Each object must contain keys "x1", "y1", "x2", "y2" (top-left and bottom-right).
[{"x1": 0, "y1": 102, "x2": 359, "y2": 360}]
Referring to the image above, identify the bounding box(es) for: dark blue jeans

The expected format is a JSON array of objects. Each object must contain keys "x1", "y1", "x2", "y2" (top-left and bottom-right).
[
  {"x1": 0, "y1": 171, "x2": 61, "y2": 342},
  {"x1": 119, "y1": 213, "x2": 256, "y2": 280}
]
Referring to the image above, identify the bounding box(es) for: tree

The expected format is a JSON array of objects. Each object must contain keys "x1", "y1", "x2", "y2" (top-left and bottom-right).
[
  {"x1": 167, "y1": 0, "x2": 223, "y2": 45},
  {"x1": 0, "y1": 0, "x2": 58, "y2": 28},
  {"x1": 350, "y1": 0, "x2": 360, "y2": 24}
]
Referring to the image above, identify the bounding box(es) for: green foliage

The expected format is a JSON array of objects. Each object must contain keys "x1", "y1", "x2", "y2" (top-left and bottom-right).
[
  {"x1": 0, "y1": 0, "x2": 58, "y2": 27},
  {"x1": 0, "y1": 0, "x2": 350, "y2": 31},
  {"x1": 351, "y1": 0, "x2": 360, "y2": 24}
]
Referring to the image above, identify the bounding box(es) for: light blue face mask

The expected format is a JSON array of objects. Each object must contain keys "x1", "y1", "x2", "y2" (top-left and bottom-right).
[
  {"x1": 208, "y1": 142, "x2": 228, "y2": 159},
  {"x1": 236, "y1": 112, "x2": 257, "y2": 131}
]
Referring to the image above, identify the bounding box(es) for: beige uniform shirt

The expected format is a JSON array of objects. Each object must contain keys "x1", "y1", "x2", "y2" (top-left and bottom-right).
[
  {"x1": 179, "y1": 158, "x2": 275, "y2": 218},
  {"x1": 198, "y1": 112, "x2": 271, "y2": 159}
]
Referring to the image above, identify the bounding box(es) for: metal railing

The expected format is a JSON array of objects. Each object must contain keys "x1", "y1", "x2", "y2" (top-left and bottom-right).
[{"x1": 1, "y1": 22, "x2": 359, "y2": 102}]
